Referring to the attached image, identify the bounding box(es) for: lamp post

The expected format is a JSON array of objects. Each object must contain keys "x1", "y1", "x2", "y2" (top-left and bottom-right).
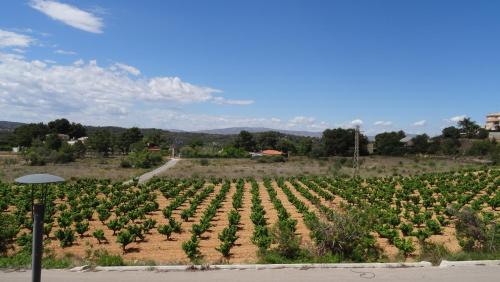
[{"x1": 15, "y1": 174, "x2": 65, "y2": 282}]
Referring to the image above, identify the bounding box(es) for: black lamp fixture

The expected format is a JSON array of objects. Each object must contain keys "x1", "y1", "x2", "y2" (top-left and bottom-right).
[{"x1": 15, "y1": 174, "x2": 65, "y2": 282}]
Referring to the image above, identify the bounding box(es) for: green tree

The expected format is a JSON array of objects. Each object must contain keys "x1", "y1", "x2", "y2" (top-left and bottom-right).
[
  {"x1": 442, "y1": 126, "x2": 461, "y2": 139},
  {"x1": 441, "y1": 138, "x2": 460, "y2": 155},
  {"x1": 45, "y1": 134, "x2": 62, "y2": 150},
  {"x1": 68, "y1": 122, "x2": 87, "y2": 139},
  {"x1": 411, "y1": 134, "x2": 430, "y2": 154},
  {"x1": 323, "y1": 128, "x2": 368, "y2": 156},
  {"x1": 296, "y1": 138, "x2": 313, "y2": 155},
  {"x1": 374, "y1": 131, "x2": 406, "y2": 155},
  {"x1": 13, "y1": 123, "x2": 49, "y2": 147},
  {"x1": 144, "y1": 130, "x2": 166, "y2": 147},
  {"x1": 118, "y1": 127, "x2": 143, "y2": 154},
  {"x1": 257, "y1": 131, "x2": 282, "y2": 150},
  {"x1": 48, "y1": 118, "x2": 71, "y2": 134},
  {"x1": 72, "y1": 140, "x2": 86, "y2": 158},
  {"x1": 458, "y1": 118, "x2": 481, "y2": 138},
  {"x1": 88, "y1": 129, "x2": 113, "y2": 156},
  {"x1": 276, "y1": 138, "x2": 296, "y2": 154},
  {"x1": 234, "y1": 130, "x2": 256, "y2": 151}
]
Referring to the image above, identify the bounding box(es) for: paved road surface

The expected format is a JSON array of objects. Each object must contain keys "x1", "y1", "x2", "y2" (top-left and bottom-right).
[
  {"x1": 2, "y1": 266, "x2": 499, "y2": 282},
  {"x1": 136, "y1": 158, "x2": 179, "y2": 184}
]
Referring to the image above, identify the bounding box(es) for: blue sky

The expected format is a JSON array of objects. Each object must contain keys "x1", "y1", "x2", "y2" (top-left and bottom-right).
[{"x1": 0, "y1": 0, "x2": 498, "y2": 135}]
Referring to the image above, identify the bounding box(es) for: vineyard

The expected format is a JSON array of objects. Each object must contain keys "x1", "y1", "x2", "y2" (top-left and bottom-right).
[{"x1": 1, "y1": 169, "x2": 499, "y2": 264}]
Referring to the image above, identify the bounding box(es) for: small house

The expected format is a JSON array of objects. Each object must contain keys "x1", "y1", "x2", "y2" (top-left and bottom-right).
[{"x1": 261, "y1": 149, "x2": 284, "y2": 156}]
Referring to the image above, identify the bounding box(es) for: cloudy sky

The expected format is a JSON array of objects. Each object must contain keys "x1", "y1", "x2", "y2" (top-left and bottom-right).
[{"x1": 0, "y1": 1, "x2": 499, "y2": 135}]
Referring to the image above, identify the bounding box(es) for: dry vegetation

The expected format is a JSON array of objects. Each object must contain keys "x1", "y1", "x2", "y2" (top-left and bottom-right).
[
  {"x1": 160, "y1": 155, "x2": 484, "y2": 179},
  {"x1": 0, "y1": 153, "x2": 147, "y2": 182}
]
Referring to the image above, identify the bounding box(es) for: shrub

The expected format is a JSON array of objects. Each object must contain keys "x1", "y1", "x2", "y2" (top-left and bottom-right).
[
  {"x1": 92, "y1": 229, "x2": 106, "y2": 244},
  {"x1": 158, "y1": 224, "x2": 173, "y2": 240},
  {"x1": 425, "y1": 219, "x2": 442, "y2": 235},
  {"x1": 93, "y1": 249, "x2": 124, "y2": 266},
  {"x1": 75, "y1": 221, "x2": 89, "y2": 237},
  {"x1": 120, "y1": 159, "x2": 132, "y2": 168},
  {"x1": 394, "y1": 237, "x2": 415, "y2": 258},
  {"x1": 311, "y1": 211, "x2": 379, "y2": 262},
  {"x1": 117, "y1": 230, "x2": 134, "y2": 253},
  {"x1": 54, "y1": 228, "x2": 75, "y2": 248},
  {"x1": 182, "y1": 236, "x2": 200, "y2": 261},
  {"x1": 0, "y1": 213, "x2": 19, "y2": 255},
  {"x1": 270, "y1": 220, "x2": 302, "y2": 259},
  {"x1": 454, "y1": 208, "x2": 499, "y2": 252}
]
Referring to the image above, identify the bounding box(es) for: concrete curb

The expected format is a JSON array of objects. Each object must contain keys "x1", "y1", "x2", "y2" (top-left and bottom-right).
[
  {"x1": 70, "y1": 262, "x2": 432, "y2": 272},
  {"x1": 439, "y1": 260, "x2": 500, "y2": 268}
]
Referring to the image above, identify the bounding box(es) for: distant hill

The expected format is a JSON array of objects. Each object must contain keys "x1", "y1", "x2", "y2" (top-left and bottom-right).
[
  {"x1": 0, "y1": 120, "x2": 420, "y2": 141},
  {"x1": 0, "y1": 121, "x2": 25, "y2": 131},
  {"x1": 194, "y1": 127, "x2": 323, "y2": 138}
]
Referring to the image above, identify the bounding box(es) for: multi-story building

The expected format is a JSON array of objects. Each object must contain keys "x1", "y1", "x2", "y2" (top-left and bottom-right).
[{"x1": 485, "y1": 113, "x2": 500, "y2": 131}]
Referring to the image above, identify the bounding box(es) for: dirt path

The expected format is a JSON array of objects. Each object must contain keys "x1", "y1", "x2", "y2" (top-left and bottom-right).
[
  {"x1": 136, "y1": 158, "x2": 179, "y2": 185},
  {"x1": 199, "y1": 183, "x2": 235, "y2": 263},
  {"x1": 230, "y1": 182, "x2": 259, "y2": 263}
]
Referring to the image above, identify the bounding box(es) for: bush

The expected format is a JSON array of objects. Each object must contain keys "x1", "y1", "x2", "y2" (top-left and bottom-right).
[
  {"x1": 270, "y1": 220, "x2": 302, "y2": 259},
  {"x1": 120, "y1": 159, "x2": 132, "y2": 168},
  {"x1": 92, "y1": 229, "x2": 106, "y2": 244},
  {"x1": 125, "y1": 150, "x2": 163, "y2": 168},
  {"x1": 93, "y1": 249, "x2": 124, "y2": 266},
  {"x1": 117, "y1": 230, "x2": 134, "y2": 253},
  {"x1": 467, "y1": 140, "x2": 497, "y2": 156},
  {"x1": 454, "y1": 208, "x2": 499, "y2": 252},
  {"x1": 0, "y1": 213, "x2": 19, "y2": 254},
  {"x1": 311, "y1": 211, "x2": 380, "y2": 262}
]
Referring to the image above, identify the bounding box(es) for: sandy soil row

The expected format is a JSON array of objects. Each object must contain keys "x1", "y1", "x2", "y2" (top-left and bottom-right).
[
  {"x1": 198, "y1": 183, "x2": 236, "y2": 263},
  {"x1": 230, "y1": 182, "x2": 259, "y2": 263},
  {"x1": 269, "y1": 181, "x2": 312, "y2": 245}
]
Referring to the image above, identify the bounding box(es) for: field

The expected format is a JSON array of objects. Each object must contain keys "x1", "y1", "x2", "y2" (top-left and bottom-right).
[
  {"x1": 160, "y1": 155, "x2": 485, "y2": 179},
  {"x1": 0, "y1": 153, "x2": 148, "y2": 182},
  {"x1": 1, "y1": 168, "x2": 498, "y2": 265}
]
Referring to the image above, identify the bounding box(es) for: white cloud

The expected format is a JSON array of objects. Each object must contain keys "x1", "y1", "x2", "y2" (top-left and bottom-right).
[
  {"x1": 374, "y1": 120, "x2": 393, "y2": 126},
  {"x1": 54, "y1": 49, "x2": 76, "y2": 55},
  {"x1": 412, "y1": 120, "x2": 426, "y2": 127},
  {"x1": 286, "y1": 116, "x2": 329, "y2": 131},
  {"x1": 112, "y1": 63, "x2": 140, "y2": 76},
  {"x1": 0, "y1": 29, "x2": 33, "y2": 48},
  {"x1": 0, "y1": 52, "x2": 253, "y2": 126},
  {"x1": 350, "y1": 119, "x2": 363, "y2": 126},
  {"x1": 449, "y1": 115, "x2": 467, "y2": 123},
  {"x1": 30, "y1": 0, "x2": 104, "y2": 34}
]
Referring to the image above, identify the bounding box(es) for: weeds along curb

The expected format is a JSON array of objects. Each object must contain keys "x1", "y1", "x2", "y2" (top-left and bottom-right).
[
  {"x1": 439, "y1": 260, "x2": 500, "y2": 268},
  {"x1": 70, "y1": 262, "x2": 433, "y2": 272}
]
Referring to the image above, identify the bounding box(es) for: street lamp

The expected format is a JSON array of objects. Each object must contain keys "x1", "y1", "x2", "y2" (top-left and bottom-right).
[{"x1": 15, "y1": 174, "x2": 65, "y2": 282}]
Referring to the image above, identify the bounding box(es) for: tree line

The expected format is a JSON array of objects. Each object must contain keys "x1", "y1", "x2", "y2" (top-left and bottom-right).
[{"x1": 2, "y1": 117, "x2": 498, "y2": 166}]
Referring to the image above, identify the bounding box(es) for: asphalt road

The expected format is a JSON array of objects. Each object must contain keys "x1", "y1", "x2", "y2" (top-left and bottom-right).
[{"x1": 2, "y1": 266, "x2": 499, "y2": 282}]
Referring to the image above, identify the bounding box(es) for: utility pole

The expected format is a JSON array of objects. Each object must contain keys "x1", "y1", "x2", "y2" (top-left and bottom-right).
[{"x1": 353, "y1": 125, "x2": 360, "y2": 177}]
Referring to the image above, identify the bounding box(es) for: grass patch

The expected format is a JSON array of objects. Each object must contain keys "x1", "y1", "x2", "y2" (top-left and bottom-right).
[{"x1": 0, "y1": 250, "x2": 74, "y2": 269}]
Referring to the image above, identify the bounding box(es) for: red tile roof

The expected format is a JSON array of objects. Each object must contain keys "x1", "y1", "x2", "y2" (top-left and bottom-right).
[{"x1": 261, "y1": 149, "x2": 283, "y2": 156}]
